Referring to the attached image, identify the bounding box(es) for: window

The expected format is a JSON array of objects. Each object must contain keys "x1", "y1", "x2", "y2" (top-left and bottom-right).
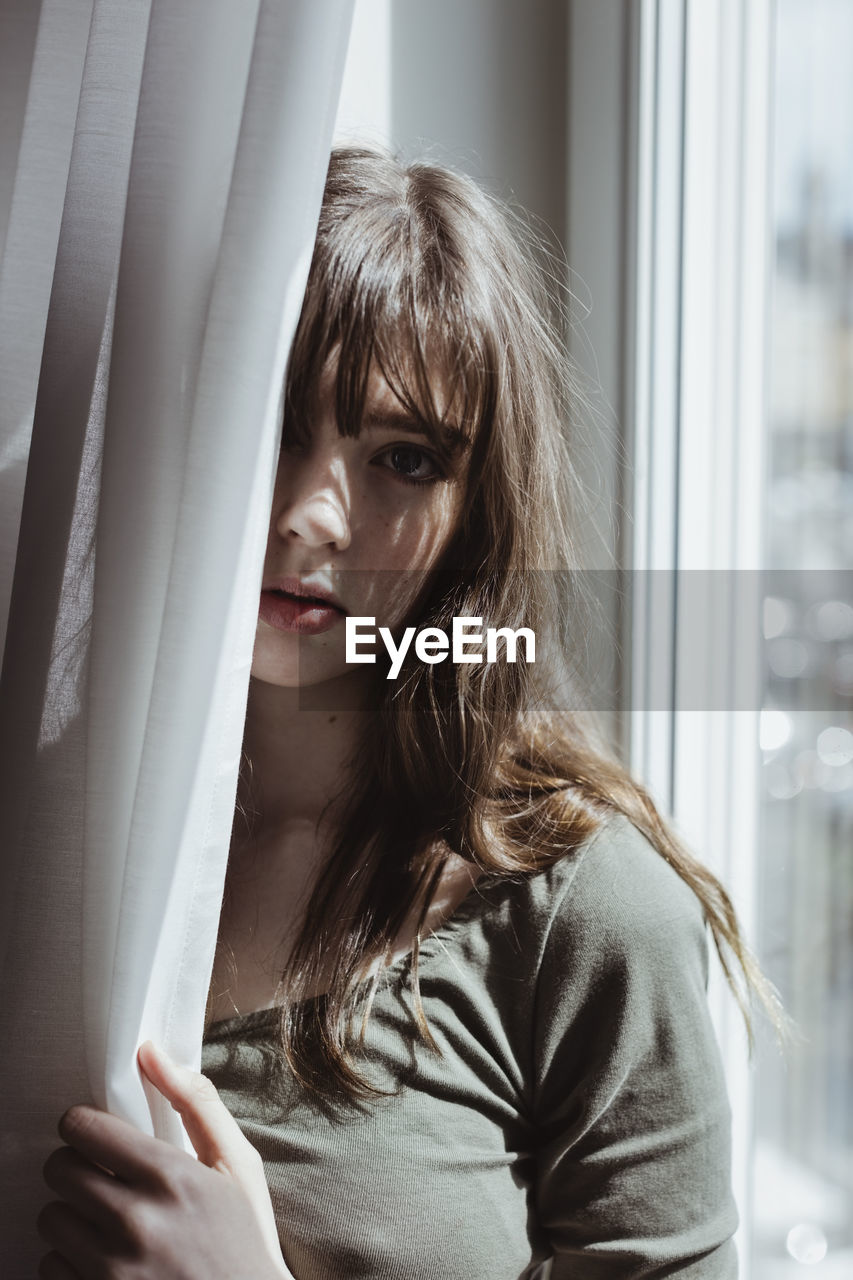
[
  {"x1": 622, "y1": 1, "x2": 852, "y2": 1273},
  {"x1": 752, "y1": 2, "x2": 853, "y2": 1273}
]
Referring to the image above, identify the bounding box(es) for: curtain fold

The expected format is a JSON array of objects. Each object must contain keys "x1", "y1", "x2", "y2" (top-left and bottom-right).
[{"x1": 0, "y1": 1, "x2": 353, "y2": 1270}]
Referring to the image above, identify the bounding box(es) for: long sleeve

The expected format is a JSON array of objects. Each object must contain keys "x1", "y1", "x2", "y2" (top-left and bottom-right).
[{"x1": 531, "y1": 817, "x2": 739, "y2": 1278}]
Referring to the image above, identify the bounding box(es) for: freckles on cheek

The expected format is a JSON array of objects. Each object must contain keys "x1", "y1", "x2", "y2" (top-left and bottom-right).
[
  {"x1": 368, "y1": 482, "x2": 466, "y2": 573},
  {"x1": 428, "y1": 495, "x2": 464, "y2": 554}
]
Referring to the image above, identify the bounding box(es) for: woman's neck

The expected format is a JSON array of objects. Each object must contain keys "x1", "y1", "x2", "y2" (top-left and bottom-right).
[
  {"x1": 237, "y1": 674, "x2": 369, "y2": 837},
  {"x1": 209, "y1": 672, "x2": 482, "y2": 1022}
]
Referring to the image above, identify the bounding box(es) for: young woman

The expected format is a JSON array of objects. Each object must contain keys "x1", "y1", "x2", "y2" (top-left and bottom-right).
[{"x1": 38, "y1": 147, "x2": 772, "y2": 1280}]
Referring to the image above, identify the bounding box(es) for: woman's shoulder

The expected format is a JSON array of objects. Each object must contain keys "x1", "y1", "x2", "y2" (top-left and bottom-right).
[
  {"x1": 505, "y1": 809, "x2": 708, "y2": 975},
  {"x1": 430, "y1": 809, "x2": 711, "y2": 1049},
  {"x1": 520, "y1": 812, "x2": 717, "y2": 1095},
  {"x1": 416, "y1": 811, "x2": 723, "y2": 1138}
]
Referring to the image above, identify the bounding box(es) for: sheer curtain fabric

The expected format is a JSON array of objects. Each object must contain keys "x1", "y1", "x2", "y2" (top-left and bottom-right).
[{"x1": 0, "y1": 0, "x2": 353, "y2": 1269}]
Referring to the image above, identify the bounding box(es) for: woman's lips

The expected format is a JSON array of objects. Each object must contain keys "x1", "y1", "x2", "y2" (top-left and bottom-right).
[{"x1": 258, "y1": 589, "x2": 345, "y2": 636}]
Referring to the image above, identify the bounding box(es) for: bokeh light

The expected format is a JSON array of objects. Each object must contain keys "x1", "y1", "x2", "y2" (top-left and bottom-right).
[
  {"x1": 816, "y1": 725, "x2": 853, "y2": 766},
  {"x1": 760, "y1": 708, "x2": 794, "y2": 752},
  {"x1": 785, "y1": 1222, "x2": 828, "y2": 1265},
  {"x1": 763, "y1": 596, "x2": 797, "y2": 639}
]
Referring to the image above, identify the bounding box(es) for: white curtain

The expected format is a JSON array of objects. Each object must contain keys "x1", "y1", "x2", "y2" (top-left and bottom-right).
[{"x1": 0, "y1": 1, "x2": 353, "y2": 1270}]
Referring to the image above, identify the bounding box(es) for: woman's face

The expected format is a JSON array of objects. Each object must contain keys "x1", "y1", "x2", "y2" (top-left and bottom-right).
[{"x1": 252, "y1": 361, "x2": 471, "y2": 691}]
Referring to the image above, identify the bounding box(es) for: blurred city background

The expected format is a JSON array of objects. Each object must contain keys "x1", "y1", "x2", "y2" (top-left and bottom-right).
[{"x1": 754, "y1": 0, "x2": 853, "y2": 1274}]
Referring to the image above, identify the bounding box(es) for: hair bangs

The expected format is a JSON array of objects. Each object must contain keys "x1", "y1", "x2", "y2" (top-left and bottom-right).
[{"x1": 284, "y1": 172, "x2": 500, "y2": 466}]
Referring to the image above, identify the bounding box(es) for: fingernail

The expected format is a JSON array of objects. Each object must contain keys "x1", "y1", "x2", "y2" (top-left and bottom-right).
[{"x1": 139, "y1": 1040, "x2": 171, "y2": 1064}]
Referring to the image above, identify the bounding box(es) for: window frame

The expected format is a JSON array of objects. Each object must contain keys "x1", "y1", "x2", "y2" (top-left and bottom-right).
[{"x1": 567, "y1": 0, "x2": 777, "y2": 1268}]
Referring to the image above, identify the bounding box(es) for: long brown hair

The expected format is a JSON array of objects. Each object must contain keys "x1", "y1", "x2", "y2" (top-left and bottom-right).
[{"x1": 251, "y1": 146, "x2": 779, "y2": 1097}]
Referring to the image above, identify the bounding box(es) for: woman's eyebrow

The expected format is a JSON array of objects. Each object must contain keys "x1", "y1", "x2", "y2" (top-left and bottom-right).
[{"x1": 361, "y1": 407, "x2": 471, "y2": 453}]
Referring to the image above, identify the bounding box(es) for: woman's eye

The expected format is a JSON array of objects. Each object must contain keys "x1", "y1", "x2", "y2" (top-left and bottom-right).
[{"x1": 377, "y1": 445, "x2": 442, "y2": 484}]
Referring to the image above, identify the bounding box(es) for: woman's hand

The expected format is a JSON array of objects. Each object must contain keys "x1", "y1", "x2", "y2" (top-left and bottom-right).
[{"x1": 37, "y1": 1041, "x2": 293, "y2": 1280}]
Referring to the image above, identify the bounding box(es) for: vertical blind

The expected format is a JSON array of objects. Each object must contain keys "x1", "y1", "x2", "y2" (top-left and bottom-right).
[{"x1": 0, "y1": 1, "x2": 353, "y2": 1269}]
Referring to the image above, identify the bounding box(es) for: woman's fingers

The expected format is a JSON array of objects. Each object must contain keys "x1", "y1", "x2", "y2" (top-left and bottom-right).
[
  {"x1": 57, "y1": 1104, "x2": 167, "y2": 1187},
  {"x1": 137, "y1": 1040, "x2": 255, "y2": 1176},
  {"x1": 42, "y1": 1066, "x2": 292, "y2": 1280},
  {"x1": 42, "y1": 1144, "x2": 129, "y2": 1232},
  {"x1": 37, "y1": 1250, "x2": 81, "y2": 1279},
  {"x1": 138, "y1": 1041, "x2": 285, "y2": 1269},
  {"x1": 36, "y1": 1201, "x2": 106, "y2": 1278}
]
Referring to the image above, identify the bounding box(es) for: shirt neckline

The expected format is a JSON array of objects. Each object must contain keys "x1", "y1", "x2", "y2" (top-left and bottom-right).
[{"x1": 203, "y1": 874, "x2": 501, "y2": 1039}]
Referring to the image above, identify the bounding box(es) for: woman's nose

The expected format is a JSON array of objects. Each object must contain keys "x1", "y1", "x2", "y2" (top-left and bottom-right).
[{"x1": 272, "y1": 447, "x2": 351, "y2": 550}]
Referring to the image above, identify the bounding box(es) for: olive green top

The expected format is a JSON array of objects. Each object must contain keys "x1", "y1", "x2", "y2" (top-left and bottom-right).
[{"x1": 202, "y1": 813, "x2": 738, "y2": 1279}]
